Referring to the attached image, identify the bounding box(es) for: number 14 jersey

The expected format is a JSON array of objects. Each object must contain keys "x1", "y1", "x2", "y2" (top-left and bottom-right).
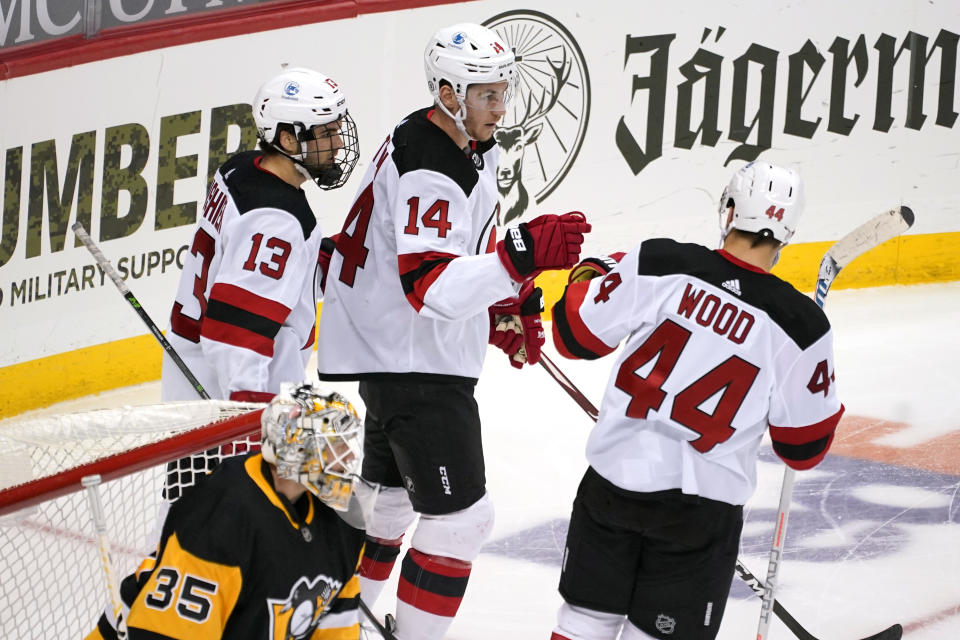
[
  {"x1": 317, "y1": 108, "x2": 517, "y2": 382},
  {"x1": 552, "y1": 239, "x2": 845, "y2": 505}
]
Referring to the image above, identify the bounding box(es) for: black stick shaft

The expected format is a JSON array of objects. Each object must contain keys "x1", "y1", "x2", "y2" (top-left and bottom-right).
[{"x1": 72, "y1": 222, "x2": 210, "y2": 400}]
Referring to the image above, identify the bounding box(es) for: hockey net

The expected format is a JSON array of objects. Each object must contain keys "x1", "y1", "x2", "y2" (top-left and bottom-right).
[{"x1": 0, "y1": 401, "x2": 264, "y2": 639}]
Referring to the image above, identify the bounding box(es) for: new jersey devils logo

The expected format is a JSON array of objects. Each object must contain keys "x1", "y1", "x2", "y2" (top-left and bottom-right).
[{"x1": 483, "y1": 10, "x2": 591, "y2": 223}]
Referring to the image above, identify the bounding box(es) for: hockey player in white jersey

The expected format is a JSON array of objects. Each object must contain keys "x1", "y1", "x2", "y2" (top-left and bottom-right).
[
  {"x1": 317, "y1": 23, "x2": 590, "y2": 640},
  {"x1": 162, "y1": 67, "x2": 359, "y2": 404},
  {"x1": 549, "y1": 162, "x2": 844, "y2": 640}
]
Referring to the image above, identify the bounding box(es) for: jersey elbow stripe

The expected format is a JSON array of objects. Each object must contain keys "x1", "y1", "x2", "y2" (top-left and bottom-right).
[
  {"x1": 770, "y1": 405, "x2": 844, "y2": 470},
  {"x1": 202, "y1": 316, "x2": 276, "y2": 357},
  {"x1": 209, "y1": 283, "x2": 291, "y2": 324},
  {"x1": 398, "y1": 251, "x2": 457, "y2": 312},
  {"x1": 551, "y1": 285, "x2": 615, "y2": 360},
  {"x1": 202, "y1": 285, "x2": 291, "y2": 356}
]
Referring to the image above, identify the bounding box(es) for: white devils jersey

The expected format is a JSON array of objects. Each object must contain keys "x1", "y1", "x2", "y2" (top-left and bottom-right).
[
  {"x1": 162, "y1": 151, "x2": 323, "y2": 402},
  {"x1": 552, "y1": 239, "x2": 844, "y2": 505},
  {"x1": 317, "y1": 108, "x2": 517, "y2": 381}
]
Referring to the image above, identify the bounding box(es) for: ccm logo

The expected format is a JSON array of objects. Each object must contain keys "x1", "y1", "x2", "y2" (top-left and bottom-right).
[{"x1": 509, "y1": 227, "x2": 526, "y2": 252}]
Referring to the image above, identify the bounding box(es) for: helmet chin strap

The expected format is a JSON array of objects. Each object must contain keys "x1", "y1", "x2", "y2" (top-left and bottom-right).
[{"x1": 436, "y1": 97, "x2": 474, "y2": 142}]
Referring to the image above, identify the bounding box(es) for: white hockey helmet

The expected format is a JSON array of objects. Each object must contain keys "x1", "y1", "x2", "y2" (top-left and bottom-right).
[
  {"x1": 261, "y1": 383, "x2": 363, "y2": 512},
  {"x1": 424, "y1": 23, "x2": 517, "y2": 139},
  {"x1": 252, "y1": 67, "x2": 359, "y2": 190},
  {"x1": 719, "y1": 162, "x2": 805, "y2": 244}
]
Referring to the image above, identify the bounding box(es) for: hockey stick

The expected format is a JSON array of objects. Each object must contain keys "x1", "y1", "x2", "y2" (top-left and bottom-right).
[
  {"x1": 537, "y1": 353, "x2": 903, "y2": 640},
  {"x1": 83, "y1": 475, "x2": 129, "y2": 640},
  {"x1": 72, "y1": 222, "x2": 211, "y2": 400},
  {"x1": 359, "y1": 598, "x2": 397, "y2": 640},
  {"x1": 73, "y1": 222, "x2": 393, "y2": 635},
  {"x1": 756, "y1": 205, "x2": 913, "y2": 640}
]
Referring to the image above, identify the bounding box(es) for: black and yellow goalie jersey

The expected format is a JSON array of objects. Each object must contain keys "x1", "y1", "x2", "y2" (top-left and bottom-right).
[{"x1": 86, "y1": 453, "x2": 365, "y2": 640}]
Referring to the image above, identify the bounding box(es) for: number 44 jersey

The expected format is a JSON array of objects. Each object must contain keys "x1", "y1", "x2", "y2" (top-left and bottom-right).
[{"x1": 552, "y1": 239, "x2": 845, "y2": 505}]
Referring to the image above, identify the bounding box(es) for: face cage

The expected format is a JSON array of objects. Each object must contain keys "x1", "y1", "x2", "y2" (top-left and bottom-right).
[
  {"x1": 294, "y1": 112, "x2": 360, "y2": 190},
  {"x1": 299, "y1": 428, "x2": 364, "y2": 511}
]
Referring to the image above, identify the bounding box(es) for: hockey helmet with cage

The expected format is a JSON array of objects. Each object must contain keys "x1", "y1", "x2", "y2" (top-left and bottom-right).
[
  {"x1": 424, "y1": 23, "x2": 517, "y2": 139},
  {"x1": 252, "y1": 68, "x2": 360, "y2": 190},
  {"x1": 261, "y1": 383, "x2": 363, "y2": 512},
  {"x1": 719, "y1": 162, "x2": 805, "y2": 245}
]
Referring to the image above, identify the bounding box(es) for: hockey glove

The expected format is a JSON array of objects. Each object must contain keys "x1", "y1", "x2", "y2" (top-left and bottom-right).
[
  {"x1": 317, "y1": 234, "x2": 340, "y2": 294},
  {"x1": 488, "y1": 281, "x2": 545, "y2": 369},
  {"x1": 568, "y1": 252, "x2": 626, "y2": 284},
  {"x1": 496, "y1": 212, "x2": 591, "y2": 282}
]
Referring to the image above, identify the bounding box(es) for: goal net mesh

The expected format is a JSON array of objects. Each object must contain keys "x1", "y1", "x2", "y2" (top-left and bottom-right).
[{"x1": 0, "y1": 401, "x2": 263, "y2": 639}]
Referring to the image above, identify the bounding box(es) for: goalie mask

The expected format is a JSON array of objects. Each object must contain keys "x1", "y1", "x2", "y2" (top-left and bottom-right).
[
  {"x1": 424, "y1": 23, "x2": 517, "y2": 140},
  {"x1": 261, "y1": 383, "x2": 363, "y2": 512},
  {"x1": 719, "y1": 162, "x2": 805, "y2": 245},
  {"x1": 253, "y1": 68, "x2": 360, "y2": 190}
]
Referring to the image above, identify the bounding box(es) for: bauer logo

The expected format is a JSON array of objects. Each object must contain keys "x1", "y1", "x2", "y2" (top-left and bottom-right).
[{"x1": 483, "y1": 10, "x2": 591, "y2": 223}]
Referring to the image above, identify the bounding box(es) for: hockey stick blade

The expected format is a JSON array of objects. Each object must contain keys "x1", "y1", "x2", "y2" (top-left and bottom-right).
[
  {"x1": 815, "y1": 206, "x2": 914, "y2": 305},
  {"x1": 735, "y1": 562, "x2": 902, "y2": 640},
  {"x1": 358, "y1": 598, "x2": 396, "y2": 640}
]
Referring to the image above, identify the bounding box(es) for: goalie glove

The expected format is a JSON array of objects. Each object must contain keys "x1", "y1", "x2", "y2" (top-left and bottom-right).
[
  {"x1": 567, "y1": 252, "x2": 626, "y2": 284},
  {"x1": 488, "y1": 281, "x2": 545, "y2": 369}
]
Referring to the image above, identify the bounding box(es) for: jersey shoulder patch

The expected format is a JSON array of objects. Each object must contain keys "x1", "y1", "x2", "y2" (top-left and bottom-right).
[
  {"x1": 638, "y1": 238, "x2": 830, "y2": 349},
  {"x1": 390, "y1": 108, "x2": 480, "y2": 197},
  {"x1": 218, "y1": 151, "x2": 317, "y2": 240}
]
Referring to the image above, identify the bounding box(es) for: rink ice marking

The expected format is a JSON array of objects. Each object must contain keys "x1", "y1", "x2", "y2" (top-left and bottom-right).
[{"x1": 831, "y1": 415, "x2": 960, "y2": 477}]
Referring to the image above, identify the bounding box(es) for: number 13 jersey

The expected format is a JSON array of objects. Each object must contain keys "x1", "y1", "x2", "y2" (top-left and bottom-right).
[
  {"x1": 163, "y1": 151, "x2": 324, "y2": 402},
  {"x1": 552, "y1": 239, "x2": 845, "y2": 505}
]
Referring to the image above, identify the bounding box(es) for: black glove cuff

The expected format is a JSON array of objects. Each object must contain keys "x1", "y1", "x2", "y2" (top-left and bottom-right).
[
  {"x1": 519, "y1": 287, "x2": 544, "y2": 316},
  {"x1": 503, "y1": 224, "x2": 535, "y2": 277}
]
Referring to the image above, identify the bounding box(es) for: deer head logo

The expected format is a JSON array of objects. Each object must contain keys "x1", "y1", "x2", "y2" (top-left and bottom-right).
[
  {"x1": 494, "y1": 50, "x2": 570, "y2": 224},
  {"x1": 484, "y1": 10, "x2": 591, "y2": 224}
]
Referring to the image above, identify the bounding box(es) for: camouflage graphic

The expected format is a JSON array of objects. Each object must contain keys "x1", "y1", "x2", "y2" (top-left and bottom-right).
[
  {"x1": 101, "y1": 123, "x2": 149, "y2": 241},
  {"x1": 26, "y1": 132, "x2": 95, "y2": 258},
  {"x1": 1, "y1": 148, "x2": 22, "y2": 269},
  {"x1": 207, "y1": 103, "x2": 258, "y2": 184},
  {"x1": 155, "y1": 110, "x2": 202, "y2": 230}
]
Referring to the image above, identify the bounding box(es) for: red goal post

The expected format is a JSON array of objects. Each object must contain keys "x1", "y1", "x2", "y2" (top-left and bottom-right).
[{"x1": 0, "y1": 401, "x2": 264, "y2": 639}]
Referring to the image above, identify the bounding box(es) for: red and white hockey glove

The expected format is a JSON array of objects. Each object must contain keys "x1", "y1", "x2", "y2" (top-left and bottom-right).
[
  {"x1": 317, "y1": 234, "x2": 340, "y2": 294},
  {"x1": 488, "y1": 281, "x2": 545, "y2": 369},
  {"x1": 496, "y1": 212, "x2": 591, "y2": 282},
  {"x1": 567, "y1": 252, "x2": 626, "y2": 284}
]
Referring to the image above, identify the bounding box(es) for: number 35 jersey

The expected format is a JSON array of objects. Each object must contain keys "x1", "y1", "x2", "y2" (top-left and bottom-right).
[
  {"x1": 551, "y1": 239, "x2": 845, "y2": 505},
  {"x1": 163, "y1": 151, "x2": 324, "y2": 402},
  {"x1": 317, "y1": 108, "x2": 517, "y2": 381}
]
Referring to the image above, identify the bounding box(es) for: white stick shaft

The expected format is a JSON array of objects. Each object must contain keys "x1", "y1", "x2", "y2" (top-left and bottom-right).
[
  {"x1": 83, "y1": 475, "x2": 128, "y2": 640},
  {"x1": 756, "y1": 466, "x2": 797, "y2": 639}
]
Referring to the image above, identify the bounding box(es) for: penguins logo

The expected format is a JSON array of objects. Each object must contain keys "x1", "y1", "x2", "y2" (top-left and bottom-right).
[
  {"x1": 483, "y1": 10, "x2": 591, "y2": 223},
  {"x1": 267, "y1": 574, "x2": 340, "y2": 640}
]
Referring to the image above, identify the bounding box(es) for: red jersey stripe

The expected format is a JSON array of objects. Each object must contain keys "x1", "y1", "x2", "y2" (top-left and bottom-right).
[
  {"x1": 558, "y1": 281, "x2": 617, "y2": 358},
  {"x1": 201, "y1": 317, "x2": 274, "y2": 357},
  {"x1": 769, "y1": 405, "x2": 845, "y2": 445},
  {"x1": 398, "y1": 251, "x2": 457, "y2": 312},
  {"x1": 208, "y1": 283, "x2": 291, "y2": 324}
]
